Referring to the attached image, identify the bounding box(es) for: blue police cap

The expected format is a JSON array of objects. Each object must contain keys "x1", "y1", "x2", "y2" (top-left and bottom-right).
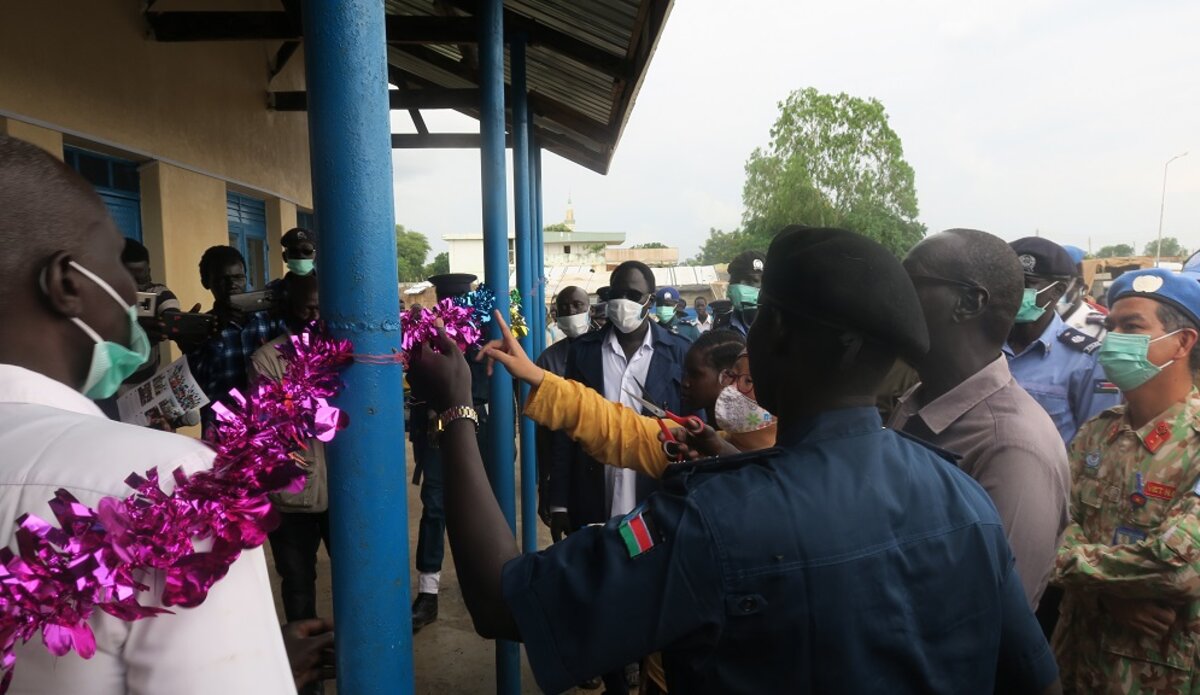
[
  {"x1": 1183, "y1": 251, "x2": 1200, "y2": 280},
  {"x1": 654, "y1": 286, "x2": 681, "y2": 304},
  {"x1": 1063, "y1": 245, "x2": 1087, "y2": 265},
  {"x1": 1108, "y1": 268, "x2": 1200, "y2": 327},
  {"x1": 1010, "y1": 237, "x2": 1077, "y2": 278}
]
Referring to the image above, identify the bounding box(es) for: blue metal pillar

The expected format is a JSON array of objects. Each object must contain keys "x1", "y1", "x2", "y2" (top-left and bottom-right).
[
  {"x1": 528, "y1": 133, "x2": 543, "y2": 359},
  {"x1": 479, "y1": 1, "x2": 521, "y2": 692},
  {"x1": 511, "y1": 36, "x2": 539, "y2": 555},
  {"x1": 300, "y1": 2, "x2": 412, "y2": 694}
]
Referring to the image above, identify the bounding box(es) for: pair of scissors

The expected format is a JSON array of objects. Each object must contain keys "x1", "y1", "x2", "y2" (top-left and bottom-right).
[{"x1": 623, "y1": 378, "x2": 705, "y2": 461}]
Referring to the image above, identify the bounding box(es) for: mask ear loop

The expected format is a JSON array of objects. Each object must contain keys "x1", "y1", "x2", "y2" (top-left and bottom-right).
[
  {"x1": 67, "y1": 260, "x2": 130, "y2": 309},
  {"x1": 40, "y1": 259, "x2": 105, "y2": 344}
]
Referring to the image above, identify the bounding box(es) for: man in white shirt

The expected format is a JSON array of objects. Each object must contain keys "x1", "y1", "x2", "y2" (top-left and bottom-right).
[{"x1": 0, "y1": 135, "x2": 296, "y2": 694}]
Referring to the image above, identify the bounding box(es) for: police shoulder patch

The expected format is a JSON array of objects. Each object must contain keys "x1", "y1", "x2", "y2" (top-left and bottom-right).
[{"x1": 1059, "y1": 327, "x2": 1102, "y2": 354}]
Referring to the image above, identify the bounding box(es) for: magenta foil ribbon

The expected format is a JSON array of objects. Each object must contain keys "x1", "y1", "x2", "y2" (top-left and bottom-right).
[
  {"x1": 400, "y1": 298, "x2": 482, "y2": 365},
  {"x1": 0, "y1": 327, "x2": 351, "y2": 691}
]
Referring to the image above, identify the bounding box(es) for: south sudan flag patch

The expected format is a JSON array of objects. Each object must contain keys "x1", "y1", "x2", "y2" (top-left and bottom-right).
[{"x1": 618, "y1": 505, "x2": 658, "y2": 558}]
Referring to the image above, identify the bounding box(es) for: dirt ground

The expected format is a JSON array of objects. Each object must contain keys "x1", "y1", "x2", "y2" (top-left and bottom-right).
[{"x1": 266, "y1": 441, "x2": 566, "y2": 694}]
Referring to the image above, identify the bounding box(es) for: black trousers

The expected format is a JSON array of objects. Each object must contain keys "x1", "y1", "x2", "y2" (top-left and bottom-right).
[
  {"x1": 414, "y1": 412, "x2": 490, "y2": 575},
  {"x1": 269, "y1": 510, "x2": 331, "y2": 622},
  {"x1": 414, "y1": 438, "x2": 445, "y2": 575}
]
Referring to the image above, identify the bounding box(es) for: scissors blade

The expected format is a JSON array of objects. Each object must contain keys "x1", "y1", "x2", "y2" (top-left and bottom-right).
[{"x1": 623, "y1": 386, "x2": 668, "y2": 418}]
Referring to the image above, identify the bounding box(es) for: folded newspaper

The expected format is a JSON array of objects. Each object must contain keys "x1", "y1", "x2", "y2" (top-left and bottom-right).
[{"x1": 117, "y1": 355, "x2": 209, "y2": 428}]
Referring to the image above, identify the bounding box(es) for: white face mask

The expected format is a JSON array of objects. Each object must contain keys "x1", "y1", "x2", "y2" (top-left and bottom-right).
[
  {"x1": 557, "y1": 311, "x2": 590, "y2": 338},
  {"x1": 606, "y1": 298, "x2": 649, "y2": 333},
  {"x1": 714, "y1": 385, "x2": 774, "y2": 434}
]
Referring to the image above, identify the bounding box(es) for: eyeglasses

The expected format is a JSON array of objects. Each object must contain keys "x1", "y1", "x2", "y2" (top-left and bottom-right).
[{"x1": 719, "y1": 369, "x2": 754, "y2": 395}]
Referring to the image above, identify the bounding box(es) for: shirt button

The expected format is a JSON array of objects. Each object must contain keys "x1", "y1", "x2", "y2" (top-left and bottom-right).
[{"x1": 738, "y1": 597, "x2": 758, "y2": 613}]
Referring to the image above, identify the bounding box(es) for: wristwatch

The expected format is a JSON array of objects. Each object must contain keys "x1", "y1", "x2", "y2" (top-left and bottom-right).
[{"x1": 435, "y1": 405, "x2": 479, "y2": 442}]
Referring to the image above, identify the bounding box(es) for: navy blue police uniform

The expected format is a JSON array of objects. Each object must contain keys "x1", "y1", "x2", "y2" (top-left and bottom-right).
[{"x1": 500, "y1": 226, "x2": 1059, "y2": 693}]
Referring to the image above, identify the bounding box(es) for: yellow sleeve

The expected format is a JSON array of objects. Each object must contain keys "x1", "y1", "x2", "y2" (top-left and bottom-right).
[{"x1": 523, "y1": 371, "x2": 671, "y2": 479}]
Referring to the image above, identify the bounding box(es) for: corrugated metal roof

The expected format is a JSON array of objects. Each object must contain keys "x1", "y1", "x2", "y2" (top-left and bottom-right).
[
  {"x1": 142, "y1": 1, "x2": 670, "y2": 174},
  {"x1": 383, "y1": 0, "x2": 672, "y2": 174}
]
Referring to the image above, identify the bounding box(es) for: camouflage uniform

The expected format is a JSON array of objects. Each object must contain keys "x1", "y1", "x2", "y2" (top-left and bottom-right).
[{"x1": 1052, "y1": 388, "x2": 1200, "y2": 694}]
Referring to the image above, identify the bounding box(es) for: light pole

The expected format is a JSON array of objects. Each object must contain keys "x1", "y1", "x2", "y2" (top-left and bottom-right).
[{"x1": 1156, "y1": 151, "x2": 1188, "y2": 265}]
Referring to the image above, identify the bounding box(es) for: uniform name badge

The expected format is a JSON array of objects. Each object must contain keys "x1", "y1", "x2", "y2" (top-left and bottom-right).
[{"x1": 1112, "y1": 526, "x2": 1148, "y2": 546}]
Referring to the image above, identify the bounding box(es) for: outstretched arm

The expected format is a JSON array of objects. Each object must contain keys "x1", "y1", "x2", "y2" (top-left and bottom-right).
[{"x1": 407, "y1": 324, "x2": 521, "y2": 640}]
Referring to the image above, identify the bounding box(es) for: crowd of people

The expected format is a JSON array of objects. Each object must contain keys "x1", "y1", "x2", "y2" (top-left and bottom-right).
[
  {"x1": 409, "y1": 230, "x2": 1200, "y2": 695},
  {"x1": 4, "y1": 126, "x2": 1200, "y2": 695}
]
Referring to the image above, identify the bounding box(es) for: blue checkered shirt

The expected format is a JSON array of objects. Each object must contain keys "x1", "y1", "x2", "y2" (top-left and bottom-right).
[{"x1": 186, "y1": 310, "x2": 284, "y2": 432}]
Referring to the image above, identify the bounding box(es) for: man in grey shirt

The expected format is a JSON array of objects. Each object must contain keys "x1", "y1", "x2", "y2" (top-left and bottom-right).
[{"x1": 890, "y1": 228, "x2": 1069, "y2": 609}]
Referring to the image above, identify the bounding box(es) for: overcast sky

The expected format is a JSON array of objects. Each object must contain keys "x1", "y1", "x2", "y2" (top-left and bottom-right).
[{"x1": 390, "y1": 0, "x2": 1200, "y2": 261}]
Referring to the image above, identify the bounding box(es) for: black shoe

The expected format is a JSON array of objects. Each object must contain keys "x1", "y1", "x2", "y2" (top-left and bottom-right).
[{"x1": 412, "y1": 592, "x2": 439, "y2": 632}]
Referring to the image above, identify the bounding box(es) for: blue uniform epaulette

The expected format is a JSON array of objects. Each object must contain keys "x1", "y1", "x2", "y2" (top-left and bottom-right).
[
  {"x1": 1058, "y1": 326, "x2": 1102, "y2": 354},
  {"x1": 660, "y1": 447, "x2": 783, "y2": 485},
  {"x1": 891, "y1": 428, "x2": 962, "y2": 465}
]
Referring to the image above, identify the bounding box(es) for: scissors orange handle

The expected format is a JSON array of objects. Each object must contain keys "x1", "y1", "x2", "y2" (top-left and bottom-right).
[
  {"x1": 663, "y1": 412, "x2": 706, "y2": 433},
  {"x1": 654, "y1": 418, "x2": 684, "y2": 461}
]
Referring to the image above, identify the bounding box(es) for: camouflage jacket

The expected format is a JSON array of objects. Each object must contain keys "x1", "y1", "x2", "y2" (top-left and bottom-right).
[{"x1": 1052, "y1": 388, "x2": 1200, "y2": 694}]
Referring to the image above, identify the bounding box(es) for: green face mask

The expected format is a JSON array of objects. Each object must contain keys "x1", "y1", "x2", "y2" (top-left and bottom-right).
[
  {"x1": 727, "y1": 284, "x2": 759, "y2": 311},
  {"x1": 655, "y1": 305, "x2": 676, "y2": 323},
  {"x1": 287, "y1": 258, "x2": 315, "y2": 276},
  {"x1": 1014, "y1": 282, "x2": 1061, "y2": 324},
  {"x1": 64, "y1": 261, "x2": 152, "y2": 399},
  {"x1": 1097, "y1": 330, "x2": 1180, "y2": 392}
]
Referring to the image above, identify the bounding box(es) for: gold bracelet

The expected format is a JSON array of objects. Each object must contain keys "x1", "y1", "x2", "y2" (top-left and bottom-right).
[{"x1": 435, "y1": 405, "x2": 479, "y2": 442}]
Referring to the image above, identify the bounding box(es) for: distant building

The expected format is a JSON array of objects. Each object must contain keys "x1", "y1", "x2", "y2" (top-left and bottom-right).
[{"x1": 443, "y1": 200, "x2": 684, "y2": 278}]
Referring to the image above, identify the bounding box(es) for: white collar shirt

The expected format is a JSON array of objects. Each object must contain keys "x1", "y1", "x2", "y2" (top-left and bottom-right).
[
  {"x1": 0, "y1": 364, "x2": 295, "y2": 694},
  {"x1": 601, "y1": 325, "x2": 656, "y2": 518}
]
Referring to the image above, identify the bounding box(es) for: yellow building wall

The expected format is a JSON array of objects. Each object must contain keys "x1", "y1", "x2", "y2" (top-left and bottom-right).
[
  {"x1": 140, "y1": 162, "x2": 229, "y2": 313},
  {"x1": 0, "y1": 3, "x2": 311, "y2": 207},
  {"x1": 0, "y1": 117, "x2": 63, "y2": 159},
  {"x1": 267, "y1": 197, "x2": 299, "y2": 280}
]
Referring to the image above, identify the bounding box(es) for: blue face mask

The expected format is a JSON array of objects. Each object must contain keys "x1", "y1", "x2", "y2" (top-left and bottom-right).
[
  {"x1": 287, "y1": 258, "x2": 315, "y2": 276},
  {"x1": 1097, "y1": 330, "x2": 1181, "y2": 393},
  {"x1": 57, "y1": 261, "x2": 152, "y2": 399},
  {"x1": 1014, "y1": 282, "x2": 1061, "y2": 324}
]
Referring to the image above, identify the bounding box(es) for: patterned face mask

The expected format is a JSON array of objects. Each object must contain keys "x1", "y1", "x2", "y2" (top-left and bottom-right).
[{"x1": 714, "y1": 384, "x2": 774, "y2": 434}]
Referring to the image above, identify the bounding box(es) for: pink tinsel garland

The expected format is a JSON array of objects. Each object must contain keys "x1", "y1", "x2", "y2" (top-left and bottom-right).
[
  {"x1": 400, "y1": 298, "x2": 481, "y2": 365},
  {"x1": 0, "y1": 327, "x2": 351, "y2": 691}
]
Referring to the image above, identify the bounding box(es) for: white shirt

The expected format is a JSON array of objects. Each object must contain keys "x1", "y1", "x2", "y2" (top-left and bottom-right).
[
  {"x1": 601, "y1": 325, "x2": 656, "y2": 518},
  {"x1": 695, "y1": 314, "x2": 713, "y2": 333},
  {"x1": 0, "y1": 365, "x2": 295, "y2": 695}
]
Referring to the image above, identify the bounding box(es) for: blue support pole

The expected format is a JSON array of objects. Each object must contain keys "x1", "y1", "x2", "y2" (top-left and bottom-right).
[
  {"x1": 300, "y1": 2, "x2": 412, "y2": 694},
  {"x1": 479, "y1": 1, "x2": 521, "y2": 692},
  {"x1": 511, "y1": 36, "x2": 539, "y2": 555},
  {"x1": 529, "y1": 133, "x2": 543, "y2": 359}
]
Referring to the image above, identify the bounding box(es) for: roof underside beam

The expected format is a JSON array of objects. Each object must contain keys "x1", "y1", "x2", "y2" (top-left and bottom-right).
[{"x1": 145, "y1": 11, "x2": 632, "y2": 80}]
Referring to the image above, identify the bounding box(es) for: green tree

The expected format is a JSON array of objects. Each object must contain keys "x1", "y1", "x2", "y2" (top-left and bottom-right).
[
  {"x1": 1144, "y1": 237, "x2": 1188, "y2": 258},
  {"x1": 695, "y1": 88, "x2": 926, "y2": 262},
  {"x1": 395, "y1": 224, "x2": 431, "y2": 282},
  {"x1": 632, "y1": 242, "x2": 669, "y2": 249},
  {"x1": 424, "y1": 251, "x2": 449, "y2": 277},
  {"x1": 1096, "y1": 244, "x2": 1135, "y2": 258},
  {"x1": 544, "y1": 222, "x2": 572, "y2": 232}
]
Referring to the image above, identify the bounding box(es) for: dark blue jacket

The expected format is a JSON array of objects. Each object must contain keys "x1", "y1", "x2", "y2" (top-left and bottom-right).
[{"x1": 548, "y1": 322, "x2": 691, "y2": 527}]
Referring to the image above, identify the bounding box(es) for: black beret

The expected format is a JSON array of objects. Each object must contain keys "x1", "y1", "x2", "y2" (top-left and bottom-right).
[
  {"x1": 281, "y1": 227, "x2": 315, "y2": 248},
  {"x1": 427, "y1": 273, "x2": 477, "y2": 298},
  {"x1": 1009, "y1": 237, "x2": 1077, "y2": 278},
  {"x1": 728, "y1": 250, "x2": 766, "y2": 281},
  {"x1": 760, "y1": 226, "x2": 929, "y2": 362}
]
